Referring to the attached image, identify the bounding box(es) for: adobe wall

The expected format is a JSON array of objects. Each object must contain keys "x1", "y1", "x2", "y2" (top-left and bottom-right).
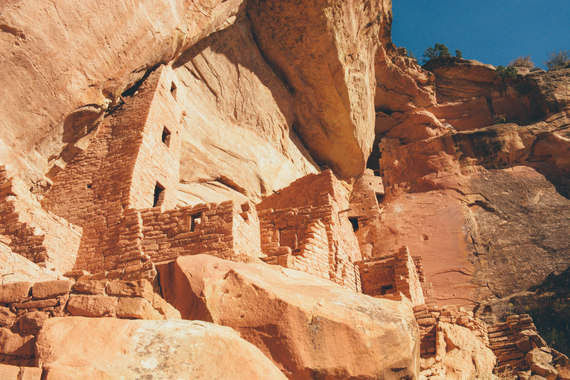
[
  {"x1": 141, "y1": 201, "x2": 261, "y2": 263},
  {"x1": 0, "y1": 167, "x2": 81, "y2": 273}
]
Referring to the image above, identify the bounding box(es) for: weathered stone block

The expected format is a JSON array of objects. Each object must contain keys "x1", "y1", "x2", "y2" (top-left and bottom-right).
[
  {"x1": 14, "y1": 298, "x2": 59, "y2": 310},
  {"x1": 116, "y1": 297, "x2": 161, "y2": 320},
  {"x1": 14, "y1": 311, "x2": 50, "y2": 335},
  {"x1": 66, "y1": 295, "x2": 117, "y2": 317},
  {"x1": 32, "y1": 280, "x2": 73, "y2": 299},
  {"x1": 0, "y1": 328, "x2": 34, "y2": 356},
  {"x1": 0, "y1": 306, "x2": 16, "y2": 327},
  {"x1": 0, "y1": 282, "x2": 32, "y2": 304},
  {"x1": 72, "y1": 280, "x2": 107, "y2": 295},
  {"x1": 20, "y1": 366, "x2": 42, "y2": 380},
  {"x1": 516, "y1": 336, "x2": 533, "y2": 353},
  {"x1": 0, "y1": 363, "x2": 20, "y2": 379},
  {"x1": 106, "y1": 279, "x2": 153, "y2": 298}
]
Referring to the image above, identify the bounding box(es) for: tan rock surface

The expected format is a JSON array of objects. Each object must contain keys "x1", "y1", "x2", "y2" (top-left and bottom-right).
[
  {"x1": 437, "y1": 322, "x2": 496, "y2": 380},
  {"x1": 36, "y1": 317, "x2": 286, "y2": 380},
  {"x1": 246, "y1": 0, "x2": 390, "y2": 179},
  {"x1": 158, "y1": 254, "x2": 420, "y2": 380},
  {"x1": 375, "y1": 47, "x2": 436, "y2": 113},
  {"x1": 0, "y1": 243, "x2": 59, "y2": 284}
]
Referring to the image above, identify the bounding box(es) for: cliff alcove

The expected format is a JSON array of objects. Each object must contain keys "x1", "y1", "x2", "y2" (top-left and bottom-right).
[{"x1": 0, "y1": 0, "x2": 568, "y2": 379}]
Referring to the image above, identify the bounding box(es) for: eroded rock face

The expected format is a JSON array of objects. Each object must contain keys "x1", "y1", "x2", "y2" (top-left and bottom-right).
[
  {"x1": 172, "y1": 18, "x2": 318, "y2": 202},
  {"x1": 158, "y1": 254, "x2": 420, "y2": 380},
  {"x1": 36, "y1": 317, "x2": 286, "y2": 380},
  {"x1": 373, "y1": 122, "x2": 570, "y2": 307},
  {"x1": 434, "y1": 322, "x2": 496, "y2": 380},
  {"x1": 0, "y1": 0, "x2": 244, "y2": 184},
  {"x1": 246, "y1": 0, "x2": 391, "y2": 179}
]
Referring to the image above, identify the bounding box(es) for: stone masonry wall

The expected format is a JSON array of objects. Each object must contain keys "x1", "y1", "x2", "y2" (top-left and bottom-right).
[
  {"x1": 259, "y1": 203, "x2": 361, "y2": 292},
  {"x1": 141, "y1": 201, "x2": 261, "y2": 263},
  {"x1": 348, "y1": 168, "x2": 384, "y2": 224},
  {"x1": 357, "y1": 246, "x2": 425, "y2": 306},
  {"x1": 413, "y1": 304, "x2": 490, "y2": 359},
  {"x1": 42, "y1": 66, "x2": 181, "y2": 272},
  {"x1": 0, "y1": 168, "x2": 81, "y2": 273},
  {"x1": 232, "y1": 202, "x2": 262, "y2": 259},
  {"x1": 128, "y1": 69, "x2": 181, "y2": 210},
  {"x1": 0, "y1": 278, "x2": 180, "y2": 367}
]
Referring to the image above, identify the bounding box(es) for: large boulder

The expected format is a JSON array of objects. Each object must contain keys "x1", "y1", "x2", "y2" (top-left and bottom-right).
[
  {"x1": 438, "y1": 322, "x2": 496, "y2": 380},
  {"x1": 158, "y1": 254, "x2": 420, "y2": 380},
  {"x1": 35, "y1": 317, "x2": 286, "y2": 380}
]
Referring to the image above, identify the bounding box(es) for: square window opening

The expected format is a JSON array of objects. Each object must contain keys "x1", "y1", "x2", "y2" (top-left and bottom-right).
[
  {"x1": 161, "y1": 127, "x2": 171, "y2": 147},
  {"x1": 380, "y1": 284, "x2": 394, "y2": 295},
  {"x1": 153, "y1": 182, "x2": 165, "y2": 207}
]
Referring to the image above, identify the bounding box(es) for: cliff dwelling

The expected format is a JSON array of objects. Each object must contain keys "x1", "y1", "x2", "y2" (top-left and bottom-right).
[{"x1": 0, "y1": 1, "x2": 568, "y2": 379}]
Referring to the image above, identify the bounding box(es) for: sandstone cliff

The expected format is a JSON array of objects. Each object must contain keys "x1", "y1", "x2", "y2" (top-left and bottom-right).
[{"x1": 0, "y1": 0, "x2": 569, "y2": 379}]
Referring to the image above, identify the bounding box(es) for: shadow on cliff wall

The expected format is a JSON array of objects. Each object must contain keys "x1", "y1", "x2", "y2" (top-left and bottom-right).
[{"x1": 172, "y1": 16, "x2": 318, "y2": 172}]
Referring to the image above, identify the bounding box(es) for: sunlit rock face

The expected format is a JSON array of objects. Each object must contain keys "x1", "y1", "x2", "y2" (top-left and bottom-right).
[{"x1": 0, "y1": 0, "x2": 569, "y2": 377}]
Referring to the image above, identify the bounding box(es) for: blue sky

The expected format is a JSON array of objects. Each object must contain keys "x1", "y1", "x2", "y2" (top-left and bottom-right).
[{"x1": 391, "y1": 1, "x2": 570, "y2": 68}]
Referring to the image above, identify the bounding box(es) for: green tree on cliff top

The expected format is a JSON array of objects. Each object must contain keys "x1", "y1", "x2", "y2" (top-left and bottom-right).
[{"x1": 422, "y1": 43, "x2": 451, "y2": 63}]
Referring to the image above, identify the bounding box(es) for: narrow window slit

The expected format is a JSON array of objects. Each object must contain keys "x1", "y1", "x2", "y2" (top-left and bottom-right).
[
  {"x1": 190, "y1": 213, "x2": 202, "y2": 232},
  {"x1": 349, "y1": 217, "x2": 359, "y2": 232},
  {"x1": 161, "y1": 127, "x2": 171, "y2": 147},
  {"x1": 153, "y1": 182, "x2": 165, "y2": 207}
]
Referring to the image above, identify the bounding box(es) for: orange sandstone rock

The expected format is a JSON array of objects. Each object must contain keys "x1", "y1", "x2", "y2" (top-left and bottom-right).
[
  {"x1": 158, "y1": 254, "x2": 420, "y2": 380},
  {"x1": 35, "y1": 317, "x2": 286, "y2": 380}
]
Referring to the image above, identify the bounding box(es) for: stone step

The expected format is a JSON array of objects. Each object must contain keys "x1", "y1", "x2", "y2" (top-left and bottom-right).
[
  {"x1": 488, "y1": 324, "x2": 509, "y2": 333},
  {"x1": 491, "y1": 341, "x2": 516, "y2": 350},
  {"x1": 488, "y1": 335, "x2": 512, "y2": 342},
  {"x1": 497, "y1": 351, "x2": 525, "y2": 363},
  {"x1": 494, "y1": 358, "x2": 527, "y2": 372}
]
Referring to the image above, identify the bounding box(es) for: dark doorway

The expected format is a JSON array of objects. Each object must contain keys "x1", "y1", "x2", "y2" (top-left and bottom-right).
[{"x1": 170, "y1": 82, "x2": 177, "y2": 99}]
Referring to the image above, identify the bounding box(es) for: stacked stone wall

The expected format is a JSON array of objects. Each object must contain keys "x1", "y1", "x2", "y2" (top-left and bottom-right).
[
  {"x1": 348, "y1": 169, "x2": 384, "y2": 223},
  {"x1": 232, "y1": 202, "x2": 262, "y2": 258},
  {"x1": 0, "y1": 168, "x2": 81, "y2": 272},
  {"x1": 413, "y1": 304, "x2": 489, "y2": 359},
  {"x1": 357, "y1": 246, "x2": 425, "y2": 305},
  {"x1": 0, "y1": 278, "x2": 179, "y2": 367},
  {"x1": 259, "y1": 203, "x2": 361, "y2": 292},
  {"x1": 141, "y1": 201, "x2": 261, "y2": 263},
  {"x1": 42, "y1": 66, "x2": 181, "y2": 273},
  {"x1": 128, "y1": 70, "x2": 181, "y2": 210}
]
